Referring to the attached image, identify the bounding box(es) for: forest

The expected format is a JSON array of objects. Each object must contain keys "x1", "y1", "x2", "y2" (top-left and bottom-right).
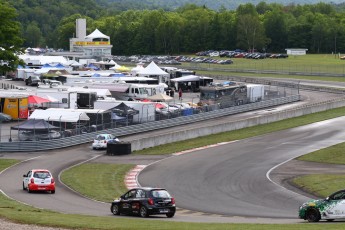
[
  {"x1": 95, "y1": 0, "x2": 344, "y2": 11},
  {"x1": 5, "y1": 0, "x2": 345, "y2": 55}
]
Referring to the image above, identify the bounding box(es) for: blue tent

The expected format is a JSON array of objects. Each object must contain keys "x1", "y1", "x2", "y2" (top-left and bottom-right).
[
  {"x1": 42, "y1": 63, "x2": 52, "y2": 68},
  {"x1": 54, "y1": 63, "x2": 65, "y2": 68},
  {"x1": 87, "y1": 64, "x2": 100, "y2": 70},
  {"x1": 92, "y1": 73, "x2": 101, "y2": 77},
  {"x1": 109, "y1": 73, "x2": 125, "y2": 77}
]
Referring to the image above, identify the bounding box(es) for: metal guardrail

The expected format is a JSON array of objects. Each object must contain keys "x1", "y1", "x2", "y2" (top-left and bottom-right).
[{"x1": 0, "y1": 96, "x2": 300, "y2": 152}]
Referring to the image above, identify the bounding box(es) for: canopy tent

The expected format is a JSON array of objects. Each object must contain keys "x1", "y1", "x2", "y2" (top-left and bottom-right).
[
  {"x1": 11, "y1": 119, "x2": 59, "y2": 131},
  {"x1": 147, "y1": 93, "x2": 173, "y2": 102},
  {"x1": 54, "y1": 63, "x2": 65, "y2": 68},
  {"x1": 138, "y1": 61, "x2": 169, "y2": 83},
  {"x1": 107, "y1": 60, "x2": 117, "y2": 65},
  {"x1": 85, "y1": 29, "x2": 109, "y2": 40},
  {"x1": 109, "y1": 64, "x2": 129, "y2": 72},
  {"x1": 138, "y1": 61, "x2": 169, "y2": 76},
  {"x1": 170, "y1": 75, "x2": 213, "y2": 92},
  {"x1": 29, "y1": 109, "x2": 90, "y2": 122},
  {"x1": 28, "y1": 95, "x2": 51, "y2": 104},
  {"x1": 110, "y1": 102, "x2": 139, "y2": 117},
  {"x1": 46, "y1": 69, "x2": 69, "y2": 75},
  {"x1": 42, "y1": 63, "x2": 52, "y2": 68},
  {"x1": 131, "y1": 63, "x2": 145, "y2": 76}
]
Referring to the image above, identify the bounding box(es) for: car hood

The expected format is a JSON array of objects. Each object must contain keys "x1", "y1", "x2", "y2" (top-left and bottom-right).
[{"x1": 300, "y1": 198, "x2": 338, "y2": 212}]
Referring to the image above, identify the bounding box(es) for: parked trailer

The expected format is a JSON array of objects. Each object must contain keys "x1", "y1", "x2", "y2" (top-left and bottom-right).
[
  {"x1": 94, "y1": 100, "x2": 156, "y2": 123},
  {"x1": 0, "y1": 93, "x2": 29, "y2": 119},
  {"x1": 35, "y1": 89, "x2": 97, "y2": 109},
  {"x1": 246, "y1": 84, "x2": 265, "y2": 102}
]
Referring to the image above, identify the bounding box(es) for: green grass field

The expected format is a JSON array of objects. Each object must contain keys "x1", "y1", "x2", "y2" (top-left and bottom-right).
[{"x1": 183, "y1": 54, "x2": 345, "y2": 75}]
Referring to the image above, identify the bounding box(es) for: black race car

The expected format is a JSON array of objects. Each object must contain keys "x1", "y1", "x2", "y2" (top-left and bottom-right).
[{"x1": 110, "y1": 187, "x2": 176, "y2": 218}]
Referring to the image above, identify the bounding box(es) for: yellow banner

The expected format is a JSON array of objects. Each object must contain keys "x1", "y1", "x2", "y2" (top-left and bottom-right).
[{"x1": 75, "y1": 41, "x2": 110, "y2": 46}]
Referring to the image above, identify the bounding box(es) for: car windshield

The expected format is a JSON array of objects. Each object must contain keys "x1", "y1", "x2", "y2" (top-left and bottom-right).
[
  {"x1": 33, "y1": 171, "x2": 51, "y2": 179},
  {"x1": 96, "y1": 135, "x2": 106, "y2": 140},
  {"x1": 151, "y1": 190, "x2": 171, "y2": 198}
]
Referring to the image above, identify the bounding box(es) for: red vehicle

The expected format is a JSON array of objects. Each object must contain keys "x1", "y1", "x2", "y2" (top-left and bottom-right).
[{"x1": 22, "y1": 169, "x2": 55, "y2": 194}]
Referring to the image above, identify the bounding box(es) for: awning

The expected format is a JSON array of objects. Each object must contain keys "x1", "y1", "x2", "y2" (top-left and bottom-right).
[
  {"x1": 28, "y1": 95, "x2": 51, "y2": 104},
  {"x1": 30, "y1": 110, "x2": 90, "y2": 122}
]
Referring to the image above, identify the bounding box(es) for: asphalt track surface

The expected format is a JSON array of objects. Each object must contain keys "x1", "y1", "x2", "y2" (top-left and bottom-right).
[
  {"x1": 0, "y1": 87, "x2": 345, "y2": 223},
  {"x1": 138, "y1": 117, "x2": 345, "y2": 218}
]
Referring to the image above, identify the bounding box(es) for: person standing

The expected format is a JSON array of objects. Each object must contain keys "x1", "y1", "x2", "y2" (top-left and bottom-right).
[{"x1": 178, "y1": 88, "x2": 182, "y2": 101}]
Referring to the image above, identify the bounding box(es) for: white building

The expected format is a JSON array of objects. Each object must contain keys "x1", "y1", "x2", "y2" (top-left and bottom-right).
[
  {"x1": 69, "y1": 19, "x2": 113, "y2": 58},
  {"x1": 285, "y1": 48, "x2": 308, "y2": 56}
]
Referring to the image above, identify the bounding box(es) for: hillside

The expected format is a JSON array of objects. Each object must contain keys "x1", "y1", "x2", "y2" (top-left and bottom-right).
[{"x1": 97, "y1": 0, "x2": 344, "y2": 10}]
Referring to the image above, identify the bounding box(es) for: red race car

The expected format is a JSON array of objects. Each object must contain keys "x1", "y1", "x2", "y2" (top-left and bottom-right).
[{"x1": 23, "y1": 169, "x2": 55, "y2": 194}]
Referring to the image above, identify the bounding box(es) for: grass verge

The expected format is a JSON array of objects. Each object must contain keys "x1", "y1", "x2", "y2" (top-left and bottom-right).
[
  {"x1": 291, "y1": 142, "x2": 345, "y2": 198},
  {"x1": 61, "y1": 163, "x2": 134, "y2": 202},
  {"x1": 292, "y1": 175, "x2": 345, "y2": 199}
]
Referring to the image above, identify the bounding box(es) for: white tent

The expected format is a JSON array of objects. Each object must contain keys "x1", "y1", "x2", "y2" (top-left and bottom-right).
[
  {"x1": 147, "y1": 93, "x2": 173, "y2": 102},
  {"x1": 138, "y1": 61, "x2": 169, "y2": 77},
  {"x1": 85, "y1": 29, "x2": 109, "y2": 40},
  {"x1": 30, "y1": 109, "x2": 90, "y2": 122},
  {"x1": 107, "y1": 60, "x2": 117, "y2": 65},
  {"x1": 138, "y1": 61, "x2": 169, "y2": 83},
  {"x1": 131, "y1": 63, "x2": 145, "y2": 76}
]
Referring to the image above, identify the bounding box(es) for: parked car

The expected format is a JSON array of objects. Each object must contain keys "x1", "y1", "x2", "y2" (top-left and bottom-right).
[
  {"x1": 22, "y1": 169, "x2": 55, "y2": 194},
  {"x1": 25, "y1": 76, "x2": 41, "y2": 86},
  {"x1": 111, "y1": 187, "x2": 176, "y2": 218},
  {"x1": 299, "y1": 189, "x2": 345, "y2": 222},
  {"x1": 0, "y1": 112, "x2": 12, "y2": 122},
  {"x1": 92, "y1": 133, "x2": 119, "y2": 150}
]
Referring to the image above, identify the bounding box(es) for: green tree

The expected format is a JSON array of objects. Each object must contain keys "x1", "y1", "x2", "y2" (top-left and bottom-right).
[
  {"x1": 236, "y1": 14, "x2": 267, "y2": 52},
  {"x1": 311, "y1": 14, "x2": 329, "y2": 53},
  {"x1": 0, "y1": 0, "x2": 24, "y2": 73},
  {"x1": 264, "y1": 9, "x2": 288, "y2": 52},
  {"x1": 155, "y1": 13, "x2": 183, "y2": 54},
  {"x1": 25, "y1": 21, "x2": 43, "y2": 47}
]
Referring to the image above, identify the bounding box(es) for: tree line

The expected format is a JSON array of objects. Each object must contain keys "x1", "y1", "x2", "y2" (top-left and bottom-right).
[{"x1": 3, "y1": 0, "x2": 345, "y2": 58}]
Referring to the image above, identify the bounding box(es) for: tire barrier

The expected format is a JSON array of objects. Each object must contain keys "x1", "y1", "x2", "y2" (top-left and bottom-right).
[{"x1": 107, "y1": 141, "x2": 131, "y2": 155}]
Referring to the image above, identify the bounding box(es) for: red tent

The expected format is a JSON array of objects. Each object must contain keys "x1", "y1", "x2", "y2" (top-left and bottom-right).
[
  {"x1": 155, "y1": 103, "x2": 166, "y2": 109},
  {"x1": 28, "y1": 95, "x2": 51, "y2": 104}
]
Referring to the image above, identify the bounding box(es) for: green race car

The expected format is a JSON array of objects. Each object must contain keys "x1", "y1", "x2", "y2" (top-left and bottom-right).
[{"x1": 299, "y1": 189, "x2": 345, "y2": 222}]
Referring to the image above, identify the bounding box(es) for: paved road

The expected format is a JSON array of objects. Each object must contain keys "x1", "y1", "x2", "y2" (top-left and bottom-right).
[{"x1": 138, "y1": 116, "x2": 345, "y2": 218}]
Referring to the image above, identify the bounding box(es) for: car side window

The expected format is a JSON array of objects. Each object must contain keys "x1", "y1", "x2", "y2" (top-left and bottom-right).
[
  {"x1": 27, "y1": 171, "x2": 32, "y2": 177},
  {"x1": 136, "y1": 189, "x2": 146, "y2": 198},
  {"x1": 124, "y1": 190, "x2": 136, "y2": 199},
  {"x1": 333, "y1": 191, "x2": 345, "y2": 200}
]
